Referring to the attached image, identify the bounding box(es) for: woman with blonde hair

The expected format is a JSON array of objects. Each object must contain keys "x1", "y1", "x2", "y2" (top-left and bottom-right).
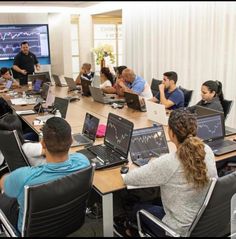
[{"x1": 117, "y1": 109, "x2": 218, "y2": 237}]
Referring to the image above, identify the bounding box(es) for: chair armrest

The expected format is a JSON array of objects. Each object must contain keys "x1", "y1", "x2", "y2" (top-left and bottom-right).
[
  {"x1": 137, "y1": 209, "x2": 180, "y2": 237},
  {"x1": 0, "y1": 209, "x2": 20, "y2": 237}
]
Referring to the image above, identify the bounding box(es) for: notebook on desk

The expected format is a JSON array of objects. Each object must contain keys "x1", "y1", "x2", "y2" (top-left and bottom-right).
[
  {"x1": 130, "y1": 125, "x2": 169, "y2": 166},
  {"x1": 124, "y1": 92, "x2": 146, "y2": 112},
  {"x1": 196, "y1": 113, "x2": 236, "y2": 156},
  {"x1": 71, "y1": 113, "x2": 99, "y2": 147},
  {"x1": 145, "y1": 100, "x2": 169, "y2": 125},
  {"x1": 77, "y1": 113, "x2": 134, "y2": 169},
  {"x1": 89, "y1": 86, "x2": 125, "y2": 104}
]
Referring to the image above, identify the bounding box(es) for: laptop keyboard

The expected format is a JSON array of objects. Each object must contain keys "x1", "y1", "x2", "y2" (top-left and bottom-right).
[
  {"x1": 73, "y1": 134, "x2": 90, "y2": 144},
  {"x1": 88, "y1": 145, "x2": 124, "y2": 164},
  {"x1": 208, "y1": 140, "x2": 235, "y2": 150}
]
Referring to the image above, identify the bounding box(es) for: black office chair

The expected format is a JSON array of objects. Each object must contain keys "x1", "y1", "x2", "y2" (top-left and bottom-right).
[
  {"x1": 150, "y1": 78, "x2": 162, "y2": 97},
  {"x1": 179, "y1": 86, "x2": 193, "y2": 107},
  {"x1": 0, "y1": 97, "x2": 13, "y2": 118},
  {"x1": 0, "y1": 130, "x2": 30, "y2": 172},
  {"x1": 0, "y1": 164, "x2": 95, "y2": 237},
  {"x1": 222, "y1": 99, "x2": 233, "y2": 119},
  {"x1": 137, "y1": 172, "x2": 236, "y2": 237}
]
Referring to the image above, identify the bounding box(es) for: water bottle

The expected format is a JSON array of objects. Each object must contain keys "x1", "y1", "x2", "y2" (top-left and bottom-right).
[{"x1": 55, "y1": 110, "x2": 61, "y2": 118}]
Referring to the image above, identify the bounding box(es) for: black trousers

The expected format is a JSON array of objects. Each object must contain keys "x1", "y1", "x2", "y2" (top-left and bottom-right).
[{"x1": 0, "y1": 193, "x2": 19, "y2": 229}]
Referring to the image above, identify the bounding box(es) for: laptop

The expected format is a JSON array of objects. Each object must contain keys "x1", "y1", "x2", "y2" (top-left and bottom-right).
[
  {"x1": 91, "y1": 75, "x2": 101, "y2": 88},
  {"x1": 193, "y1": 105, "x2": 236, "y2": 136},
  {"x1": 64, "y1": 77, "x2": 81, "y2": 91},
  {"x1": 52, "y1": 74, "x2": 67, "y2": 87},
  {"x1": 35, "y1": 71, "x2": 51, "y2": 83},
  {"x1": 71, "y1": 113, "x2": 100, "y2": 147},
  {"x1": 196, "y1": 113, "x2": 236, "y2": 156},
  {"x1": 40, "y1": 82, "x2": 50, "y2": 100},
  {"x1": 36, "y1": 97, "x2": 69, "y2": 122},
  {"x1": 89, "y1": 86, "x2": 125, "y2": 104},
  {"x1": 28, "y1": 74, "x2": 48, "y2": 85},
  {"x1": 45, "y1": 86, "x2": 55, "y2": 108},
  {"x1": 26, "y1": 79, "x2": 42, "y2": 95},
  {"x1": 124, "y1": 92, "x2": 146, "y2": 112},
  {"x1": 81, "y1": 78, "x2": 92, "y2": 96},
  {"x1": 130, "y1": 125, "x2": 169, "y2": 166},
  {"x1": 145, "y1": 100, "x2": 169, "y2": 125},
  {"x1": 77, "y1": 113, "x2": 134, "y2": 169}
]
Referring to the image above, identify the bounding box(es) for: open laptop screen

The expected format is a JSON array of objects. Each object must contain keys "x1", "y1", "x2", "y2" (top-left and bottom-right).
[
  {"x1": 82, "y1": 113, "x2": 100, "y2": 141},
  {"x1": 130, "y1": 125, "x2": 169, "y2": 161},
  {"x1": 5, "y1": 80, "x2": 13, "y2": 89},
  {"x1": 196, "y1": 113, "x2": 225, "y2": 141},
  {"x1": 33, "y1": 79, "x2": 42, "y2": 92},
  {"x1": 53, "y1": 97, "x2": 69, "y2": 119},
  {"x1": 105, "y1": 113, "x2": 134, "y2": 158}
]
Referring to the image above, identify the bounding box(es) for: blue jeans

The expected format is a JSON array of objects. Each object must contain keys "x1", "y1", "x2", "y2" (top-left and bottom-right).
[{"x1": 132, "y1": 203, "x2": 166, "y2": 237}]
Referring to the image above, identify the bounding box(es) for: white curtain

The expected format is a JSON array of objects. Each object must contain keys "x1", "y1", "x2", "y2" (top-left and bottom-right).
[{"x1": 122, "y1": 1, "x2": 236, "y2": 127}]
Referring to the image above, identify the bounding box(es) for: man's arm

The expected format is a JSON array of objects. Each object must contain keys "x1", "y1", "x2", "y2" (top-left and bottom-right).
[
  {"x1": 0, "y1": 174, "x2": 8, "y2": 191},
  {"x1": 159, "y1": 84, "x2": 174, "y2": 109},
  {"x1": 35, "y1": 63, "x2": 40, "y2": 72},
  {"x1": 12, "y1": 65, "x2": 27, "y2": 75}
]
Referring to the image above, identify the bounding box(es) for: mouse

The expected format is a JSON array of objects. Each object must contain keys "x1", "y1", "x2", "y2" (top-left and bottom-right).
[{"x1": 120, "y1": 166, "x2": 129, "y2": 174}]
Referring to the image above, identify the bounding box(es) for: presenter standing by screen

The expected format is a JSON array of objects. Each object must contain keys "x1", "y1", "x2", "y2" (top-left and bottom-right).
[{"x1": 13, "y1": 41, "x2": 40, "y2": 85}]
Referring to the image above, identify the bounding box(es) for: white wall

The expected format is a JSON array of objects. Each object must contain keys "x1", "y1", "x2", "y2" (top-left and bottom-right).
[
  {"x1": 48, "y1": 13, "x2": 72, "y2": 76},
  {"x1": 79, "y1": 13, "x2": 93, "y2": 68}
]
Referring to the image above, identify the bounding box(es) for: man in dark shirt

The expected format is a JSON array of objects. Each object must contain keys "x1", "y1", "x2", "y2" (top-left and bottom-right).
[
  {"x1": 13, "y1": 41, "x2": 40, "y2": 85},
  {"x1": 151, "y1": 71, "x2": 184, "y2": 110}
]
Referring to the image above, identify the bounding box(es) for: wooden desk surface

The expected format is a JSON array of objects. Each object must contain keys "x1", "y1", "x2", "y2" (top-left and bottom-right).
[{"x1": 3, "y1": 85, "x2": 236, "y2": 194}]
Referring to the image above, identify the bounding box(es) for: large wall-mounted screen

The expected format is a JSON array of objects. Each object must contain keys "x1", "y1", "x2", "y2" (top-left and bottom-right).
[{"x1": 0, "y1": 24, "x2": 50, "y2": 66}]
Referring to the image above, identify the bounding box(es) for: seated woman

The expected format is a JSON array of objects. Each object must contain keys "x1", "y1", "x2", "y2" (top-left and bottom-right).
[
  {"x1": 118, "y1": 109, "x2": 218, "y2": 237},
  {"x1": 75, "y1": 63, "x2": 94, "y2": 85},
  {"x1": 99, "y1": 67, "x2": 114, "y2": 91},
  {"x1": 195, "y1": 80, "x2": 224, "y2": 112},
  {"x1": 102, "y1": 66, "x2": 127, "y2": 95},
  {"x1": 0, "y1": 114, "x2": 46, "y2": 167}
]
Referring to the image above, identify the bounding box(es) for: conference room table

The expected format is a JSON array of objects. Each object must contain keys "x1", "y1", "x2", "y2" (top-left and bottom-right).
[{"x1": 3, "y1": 85, "x2": 236, "y2": 237}]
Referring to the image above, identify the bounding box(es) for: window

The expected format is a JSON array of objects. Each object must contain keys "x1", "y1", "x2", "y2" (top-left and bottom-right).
[
  {"x1": 93, "y1": 14, "x2": 122, "y2": 74},
  {"x1": 70, "y1": 16, "x2": 79, "y2": 80}
]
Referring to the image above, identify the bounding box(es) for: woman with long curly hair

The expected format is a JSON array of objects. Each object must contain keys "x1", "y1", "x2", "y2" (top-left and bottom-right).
[{"x1": 121, "y1": 109, "x2": 218, "y2": 237}]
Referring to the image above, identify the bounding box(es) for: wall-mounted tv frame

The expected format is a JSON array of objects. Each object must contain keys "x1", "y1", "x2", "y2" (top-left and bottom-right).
[{"x1": 0, "y1": 24, "x2": 51, "y2": 67}]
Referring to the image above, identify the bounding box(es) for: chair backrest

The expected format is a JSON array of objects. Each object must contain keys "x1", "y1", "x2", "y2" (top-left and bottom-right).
[
  {"x1": 179, "y1": 86, "x2": 193, "y2": 107},
  {"x1": 150, "y1": 78, "x2": 162, "y2": 96},
  {"x1": 0, "y1": 130, "x2": 30, "y2": 171},
  {"x1": 0, "y1": 97, "x2": 13, "y2": 117},
  {"x1": 189, "y1": 172, "x2": 236, "y2": 237},
  {"x1": 221, "y1": 99, "x2": 233, "y2": 119},
  {"x1": 22, "y1": 164, "x2": 95, "y2": 237}
]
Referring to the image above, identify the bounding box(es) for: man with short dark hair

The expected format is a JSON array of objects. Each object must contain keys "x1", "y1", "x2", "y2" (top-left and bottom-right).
[
  {"x1": 12, "y1": 41, "x2": 40, "y2": 85},
  {"x1": 0, "y1": 117, "x2": 90, "y2": 234},
  {"x1": 151, "y1": 71, "x2": 184, "y2": 110}
]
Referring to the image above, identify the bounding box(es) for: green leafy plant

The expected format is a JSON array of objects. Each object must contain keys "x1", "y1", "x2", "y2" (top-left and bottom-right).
[{"x1": 92, "y1": 44, "x2": 115, "y2": 65}]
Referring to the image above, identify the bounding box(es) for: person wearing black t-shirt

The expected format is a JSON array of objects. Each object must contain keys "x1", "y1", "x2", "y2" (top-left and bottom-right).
[{"x1": 13, "y1": 41, "x2": 40, "y2": 85}]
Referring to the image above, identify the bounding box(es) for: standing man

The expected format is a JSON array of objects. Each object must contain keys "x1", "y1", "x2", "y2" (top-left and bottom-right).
[{"x1": 13, "y1": 41, "x2": 40, "y2": 85}]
